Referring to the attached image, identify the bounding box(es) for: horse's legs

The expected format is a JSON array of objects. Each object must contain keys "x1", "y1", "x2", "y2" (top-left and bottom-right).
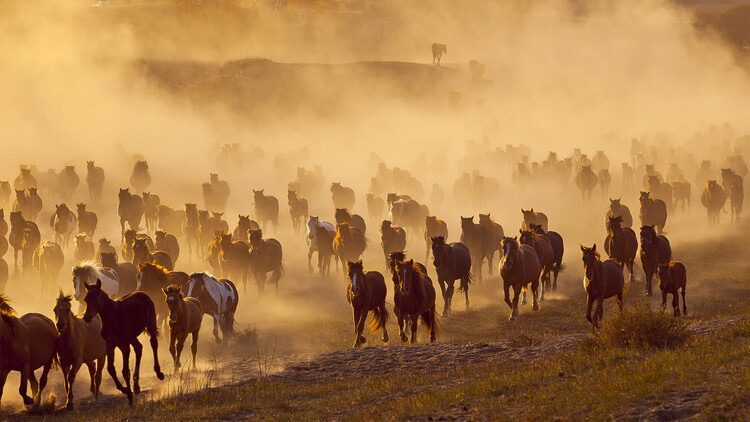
[
  {"x1": 0, "y1": 369, "x2": 8, "y2": 408},
  {"x1": 463, "y1": 277, "x2": 470, "y2": 310},
  {"x1": 617, "y1": 292, "x2": 624, "y2": 312},
  {"x1": 131, "y1": 339, "x2": 143, "y2": 395},
  {"x1": 212, "y1": 313, "x2": 221, "y2": 343},
  {"x1": 409, "y1": 314, "x2": 419, "y2": 344},
  {"x1": 436, "y1": 278, "x2": 447, "y2": 307},
  {"x1": 61, "y1": 364, "x2": 70, "y2": 402},
  {"x1": 84, "y1": 361, "x2": 95, "y2": 394},
  {"x1": 13, "y1": 248, "x2": 18, "y2": 275},
  {"x1": 503, "y1": 282, "x2": 512, "y2": 309},
  {"x1": 307, "y1": 245, "x2": 315, "y2": 273},
  {"x1": 443, "y1": 281, "x2": 454, "y2": 316},
  {"x1": 394, "y1": 306, "x2": 407, "y2": 343},
  {"x1": 175, "y1": 333, "x2": 187, "y2": 372},
  {"x1": 585, "y1": 295, "x2": 595, "y2": 326},
  {"x1": 594, "y1": 298, "x2": 605, "y2": 328},
  {"x1": 18, "y1": 361, "x2": 33, "y2": 405},
  {"x1": 672, "y1": 292, "x2": 681, "y2": 317},
  {"x1": 191, "y1": 330, "x2": 199, "y2": 370},
  {"x1": 169, "y1": 331, "x2": 178, "y2": 371},
  {"x1": 681, "y1": 286, "x2": 687, "y2": 315},
  {"x1": 356, "y1": 310, "x2": 367, "y2": 346},
  {"x1": 379, "y1": 304, "x2": 389, "y2": 343},
  {"x1": 487, "y1": 250, "x2": 494, "y2": 276},
  {"x1": 65, "y1": 361, "x2": 83, "y2": 409},
  {"x1": 352, "y1": 308, "x2": 362, "y2": 348},
  {"x1": 118, "y1": 345, "x2": 134, "y2": 404},
  {"x1": 531, "y1": 279, "x2": 540, "y2": 311}
]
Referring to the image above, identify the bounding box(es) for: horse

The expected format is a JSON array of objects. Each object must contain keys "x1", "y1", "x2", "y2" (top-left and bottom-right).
[
  {"x1": 0, "y1": 295, "x2": 58, "y2": 409},
  {"x1": 366, "y1": 193, "x2": 385, "y2": 223},
  {"x1": 521, "y1": 208, "x2": 548, "y2": 231},
  {"x1": 233, "y1": 215, "x2": 260, "y2": 242},
  {"x1": 185, "y1": 273, "x2": 238, "y2": 343},
  {"x1": 519, "y1": 228, "x2": 554, "y2": 300},
  {"x1": 701, "y1": 180, "x2": 726, "y2": 225},
  {"x1": 431, "y1": 43, "x2": 447, "y2": 65},
  {"x1": 50, "y1": 203, "x2": 77, "y2": 249},
  {"x1": 163, "y1": 285, "x2": 202, "y2": 373},
  {"x1": 155, "y1": 230, "x2": 180, "y2": 264},
  {"x1": 306, "y1": 216, "x2": 336, "y2": 273},
  {"x1": 12, "y1": 189, "x2": 30, "y2": 221},
  {"x1": 253, "y1": 189, "x2": 279, "y2": 233},
  {"x1": 424, "y1": 216, "x2": 448, "y2": 262},
  {"x1": 640, "y1": 225, "x2": 672, "y2": 296},
  {"x1": 389, "y1": 198, "x2": 428, "y2": 235},
  {"x1": 598, "y1": 169, "x2": 611, "y2": 199},
  {"x1": 219, "y1": 233, "x2": 250, "y2": 291},
  {"x1": 207, "y1": 231, "x2": 223, "y2": 275},
  {"x1": 672, "y1": 180, "x2": 691, "y2": 212},
  {"x1": 118, "y1": 188, "x2": 144, "y2": 238},
  {"x1": 137, "y1": 262, "x2": 189, "y2": 326},
  {"x1": 142, "y1": 192, "x2": 160, "y2": 234},
  {"x1": 32, "y1": 241, "x2": 64, "y2": 298},
  {"x1": 606, "y1": 198, "x2": 633, "y2": 232},
  {"x1": 73, "y1": 263, "x2": 120, "y2": 313},
  {"x1": 13, "y1": 167, "x2": 36, "y2": 191},
  {"x1": 647, "y1": 175, "x2": 673, "y2": 211},
  {"x1": 76, "y1": 203, "x2": 98, "y2": 237},
  {"x1": 101, "y1": 252, "x2": 137, "y2": 295},
  {"x1": 335, "y1": 208, "x2": 367, "y2": 234},
  {"x1": 639, "y1": 191, "x2": 668, "y2": 234},
  {"x1": 391, "y1": 257, "x2": 438, "y2": 344},
  {"x1": 53, "y1": 292, "x2": 106, "y2": 409},
  {"x1": 183, "y1": 203, "x2": 200, "y2": 261},
  {"x1": 331, "y1": 182, "x2": 355, "y2": 210},
  {"x1": 581, "y1": 244, "x2": 624, "y2": 330},
  {"x1": 248, "y1": 230, "x2": 284, "y2": 294},
  {"x1": 57, "y1": 165, "x2": 80, "y2": 200},
  {"x1": 500, "y1": 236, "x2": 541, "y2": 320},
  {"x1": 575, "y1": 165, "x2": 598, "y2": 203},
  {"x1": 82, "y1": 279, "x2": 165, "y2": 405},
  {"x1": 730, "y1": 179, "x2": 744, "y2": 223},
  {"x1": 22, "y1": 228, "x2": 41, "y2": 275},
  {"x1": 133, "y1": 237, "x2": 174, "y2": 271},
  {"x1": 157, "y1": 204, "x2": 185, "y2": 237},
  {"x1": 622, "y1": 163, "x2": 634, "y2": 189},
  {"x1": 529, "y1": 224, "x2": 564, "y2": 290},
  {"x1": 460, "y1": 216, "x2": 489, "y2": 283},
  {"x1": 380, "y1": 220, "x2": 406, "y2": 266},
  {"x1": 85, "y1": 161, "x2": 105, "y2": 202},
  {"x1": 96, "y1": 239, "x2": 117, "y2": 263},
  {"x1": 333, "y1": 223, "x2": 367, "y2": 271},
  {"x1": 130, "y1": 160, "x2": 151, "y2": 192},
  {"x1": 478, "y1": 213, "x2": 504, "y2": 276},
  {"x1": 721, "y1": 167, "x2": 743, "y2": 193},
  {"x1": 604, "y1": 216, "x2": 638, "y2": 283},
  {"x1": 657, "y1": 262, "x2": 687, "y2": 317},
  {"x1": 25, "y1": 187, "x2": 43, "y2": 221},
  {"x1": 287, "y1": 190, "x2": 309, "y2": 235},
  {"x1": 430, "y1": 236, "x2": 471, "y2": 315},
  {"x1": 9, "y1": 211, "x2": 39, "y2": 273},
  {"x1": 346, "y1": 261, "x2": 389, "y2": 348}
]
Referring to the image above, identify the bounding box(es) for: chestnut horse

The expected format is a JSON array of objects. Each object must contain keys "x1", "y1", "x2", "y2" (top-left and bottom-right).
[
  {"x1": 76, "y1": 203, "x2": 98, "y2": 237},
  {"x1": 460, "y1": 216, "x2": 489, "y2": 283},
  {"x1": 580, "y1": 244, "x2": 624, "y2": 330},
  {"x1": 163, "y1": 285, "x2": 202, "y2": 372},
  {"x1": 346, "y1": 261, "x2": 389, "y2": 348},
  {"x1": 380, "y1": 220, "x2": 406, "y2": 267},
  {"x1": 430, "y1": 236, "x2": 471, "y2": 315},
  {"x1": 249, "y1": 230, "x2": 284, "y2": 294},
  {"x1": 137, "y1": 262, "x2": 189, "y2": 327},
  {"x1": 604, "y1": 216, "x2": 638, "y2": 283},
  {"x1": 132, "y1": 237, "x2": 174, "y2": 271},
  {"x1": 521, "y1": 208, "x2": 548, "y2": 231},
  {"x1": 500, "y1": 236, "x2": 541, "y2": 321},
  {"x1": 9, "y1": 211, "x2": 39, "y2": 274},
  {"x1": 333, "y1": 223, "x2": 366, "y2": 271},
  {"x1": 657, "y1": 262, "x2": 687, "y2": 316},
  {"x1": 639, "y1": 225, "x2": 672, "y2": 296},
  {"x1": 391, "y1": 256, "x2": 438, "y2": 344},
  {"x1": 519, "y1": 228, "x2": 553, "y2": 301}
]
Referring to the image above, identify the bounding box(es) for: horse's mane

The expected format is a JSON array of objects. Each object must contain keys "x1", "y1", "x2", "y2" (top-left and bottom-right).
[
  {"x1": 56, "y1": 290, "x2": 73, "y2": 305},
  {"x1": 140, "y1": 261, "x2": 170, "y2": 275},
  {"x1": 73, "y1": 261, "x2": 102, "y2": 281},
  {"x1": 188, "y1": 272, "x2": 217, "y2": 283},
  {"x1": 164, "y1": 284, "x2": 182, "y2": 295},
  {"x1": 0, "y1": 294, "x2": 15, "y2": 316},
  {"x1": 581, "y1": 247, "x2": 601, "y2": 260}
]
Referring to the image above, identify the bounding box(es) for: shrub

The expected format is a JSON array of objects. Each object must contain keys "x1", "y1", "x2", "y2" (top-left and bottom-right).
[{"x1": 600, "y1": 302, "x2": 690, "y2": 349}]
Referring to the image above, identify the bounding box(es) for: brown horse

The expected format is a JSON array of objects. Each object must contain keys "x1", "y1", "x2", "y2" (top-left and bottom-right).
[
  {"x1": 183, "y1": 203, "x2": 200, "y2": 261},
  {"x1": 287, "y1": 190, "x2": 309, "y2": 235},
  {"x1": 598, "y1": 169, "x2": 611, "y2": 199},
  {"x1": 519, "y1": 228, "x2": 553, "y2": 300},
  {"x1": 528, "y1": 224, "x2": 565, "y2": 290},
  {"x1": 380, "y1": 220, "x2": 406, "y2": 266},
  {"x1": 26, "y1": 187, "x2": 43, "y2": 222},
  {"x1": 137, "y1": 262, "x2": 190, "y2": 326},
  {"x1": 647, "y1": 175, "x2": 673, "y2": 211},
  {"x1": 50, "y1": 203, "x2": 78, "y2": 249},
  {"x1": 657, "y1": 262, "x2": 687, "y2": 316},
  {"x1": 132, "y1": 237, "x2": 174, "y2": 271},
  {"x1": 672, "y1": 180, "x2": 691, "y2": 212},
  {"x1": 701, "y1": 180, "x2": 726, "y2": 225},
  {"x1": 431, "y1": 42, "x2": 447, "y2": 65},
  {"x1": 478, "y1": 213, "x2": 504, "y2": 276},
  {"x1": 0, "y1": 295, "x2": 58, "y2": 409},
  {"x1": 331, "y1": 182, "x2": 356, "y2": 210},
  {"x1": 333, "y1": 223, "x2": 367, "y2": 271},
  {"x1": 580, "y1": 244, "x2": 624, "y2": 330},
  {"x1": 253, "y1": 189, "x2": 279, "y2": 233},
  {"x1": 130, "y1": 160, "x2": 151, "y2": 192},
  {"x1": 606, "y1": 198, "x2": 633, "y2": 232},
  {"x1": 730, "y1": 179, "x2": 744, "y2": 223},
  {"x1": 10, "y1": 211, "x2": 40, "y2": 274},
  {"x1": 639, "y1": 225, "x2": 672, "y2": 296},
  {"x1": 430, "y1": 236, "x2": 471, "y2": 315},
  {"x1": 391, "y1": 257, "x2": 438, "y2": 344},
  {"x1": 33, "y1": 241, "x2": 65, "y2": 298},
  {"x1": 346, "y1": 261, "x2": 388, "y2": 348},
  {"x1": 604, "y1": 216, "x2": 638, "y2": 283},
  {"x1": 460, "y1": 216, "x2": 489, "y2": 283},
  {"x1": 54, "y1": 292, "x2": 106, "y2": 409},
  {"x1": 155, "y1": 230, "x2": 180, "y2": 265},
  {"x1": 83, "y1": 279, "x2": 165, "y2": 404},
  {"x1": 85, "y1": 161, "x2": 105, "y2": 202},
  {"x1": 101, "y1": 252, "x2": 138, "y2": 295},
  {"x1": 207, "y1": 231, "x2": 223, "y2": 275},
  {"x1": 249, "y1": 230, "x2": 284, "y2": 294},
  {"x1": 233, "y1": 215, "x2": 260, "y2": 242},
  {"x1": 639, "y1": 191, "x2": 668, "y2": 234},
  {"x1": 118, "y1": 188, "x2": 144, "y2": 239},
  {"x1": 157, "y1": 204, "x2": 184, "y2": 236},
  {"x1": 366, "y1": 192, "x2": 385, "y2": 223},
  {"x1": 219, "y1": 233, "x2": 251, "y2": 291},
  {"x1": 14, "y1": 167, "x2": 36, "y2": 191},
  {"x1": 163, "y1": 285, "x2": 202, "y2": 373},
  {"x1": 424, "y1": 216, "x2": 448, "y2": 261},
  {"x1": 500, "y1": 236, "x2": 541, "y2": 320},
  {"x1": 142, "y1": 192, "x2": 160, "y2": 234},
  {"x1": 76, "y1": 203, "x2": 98, "y2": 237},
  {"x1": 315, "y1": 226, "x2": 336, "y2": 277},
  {"x1": 96, "y1": 238, "x2": 117, "y2": 263},
  {"x1": 521, "y1": 208, "x2": 548, "y2": 231},
  {"x1": 335, "y1": 208, "x2": 367, "y2": 234},
  {"x1": 575, "y1": 165, "x2": 598, "y2": 203}
]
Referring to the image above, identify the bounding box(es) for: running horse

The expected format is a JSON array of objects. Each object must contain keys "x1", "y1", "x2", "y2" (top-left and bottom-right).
[
  {"x1": 118, "y1": 188, "x2": 144, "y2": 240},
  {"x1": 137, "y1": 262, "x2": 189, "y2": 327},
  {"x1": 639, "y1": 225, "x2": 672, "y2": 296},
  {"x1": 50, "y1": 203, "x2": 78, "y2": 249},
  {"x1": 248, "y1": 230, "x2": 284, "y2": 294},
  {"x1": 500, "y1": 236, "x2": 541, "y2": 321},
  {"x1": 430, "y1": 236, "x2": 471, "y2": 315},
  {"x1": 185, "y1": 273, "x2": 238, "y2": 344},
  {"x1": 163, "y1": 285, "x2": 202, "y2": 373},
  {"x1": 580, "y1": 244, "x2": 624, "y2": 330},
  {"x1": 604, "y1": 216, "x2": 638, "y2": 283},
  {"x1": 390, "y1": 255, "x2": 438, "y2": 344},
  {"x1": 346, "y1": 261, "x2": 389, "y2": 348}
]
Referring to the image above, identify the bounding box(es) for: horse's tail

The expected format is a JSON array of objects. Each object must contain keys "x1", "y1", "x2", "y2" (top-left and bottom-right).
[
  {"x1": 554, "y1": 263, "x2": 566, "y2": 274},
  {"x1": 223, "y1": 281, "x2": 239, "y2": 337},
  {"x1": 369, "y1": 306, "x2": 389, "y2": 334},
  {"x1": 457, "y1": 273, "x2": 472, "y2": 293},
  {"x1": 145, "y1": 297, "x2": 160, "y2": 339},
  {"x1": 421, "y1": 308, "x2": 440, "y2": 338}
]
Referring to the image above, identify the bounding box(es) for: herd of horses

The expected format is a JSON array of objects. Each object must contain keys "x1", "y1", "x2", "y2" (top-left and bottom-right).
[{"x1": 0, "y1": 137, "x2": 742, "y2": 411}]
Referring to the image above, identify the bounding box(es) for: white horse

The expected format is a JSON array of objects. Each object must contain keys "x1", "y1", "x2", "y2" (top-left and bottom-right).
[
  {"x1": 185, "y1": 273, "x2": 238, "y2": 343},
  {"x1": 72, "y1": 261, "x2": 119, "y2": 313},
  {"x1": 306, "y1": 216, "x2": 335, "y2": 273}
]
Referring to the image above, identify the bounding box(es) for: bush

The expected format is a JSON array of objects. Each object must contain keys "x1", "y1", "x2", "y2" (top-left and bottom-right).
[{"x1": 600, "y1": 302, "x2": 691, "y2": 349}]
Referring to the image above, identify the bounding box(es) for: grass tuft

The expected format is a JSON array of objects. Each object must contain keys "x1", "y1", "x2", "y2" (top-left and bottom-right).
[{"x1": 600, "y1": 302, "x2": 690, "y2": 349}]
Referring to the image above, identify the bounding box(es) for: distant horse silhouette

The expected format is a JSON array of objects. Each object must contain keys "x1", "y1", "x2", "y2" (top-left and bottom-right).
[
  {"x1": 76, "y1": 203, "x2": 98, "y2": 237},
  {"x1": 424, "y1": 216, "x2": 448, "y2": 261},
  {"x1": 730, "y1": 179, "x2": 744, "y2": 223},
  {"x1": 580, "y1": 244, "x2": 624, "y2": 330},
  {"x1": 598, "y1": 169, "x2": 611, "y2": 199},
  {"x1": 390, "y1": 197, "x2": 429, "y2": 235},
  {"x1": 478, "y1": 213, "x2": 504, "y2": 276},
  {"x1": 157, "y1": 204, "x2": 185, "y2": 237},
  {"x1": 380, "y1": 220, "x2": 406, "y2": 266},
  {"x1": 721, "y1": 167, "x2": 743, "y2": 194},
  {"x1": 346, "y1": 261, "x2": 389, "y2": 348},
  {"x1": 315, "y1": 226, "x2": 336, "y2": 277},
  {"x1": 130, "y1": 160, "x2": 151, "y2": 192},
  {"x1": 163, "y1": 285, "x2": 202, "y2": 373},
  {"x1": 22, "y1": 227, "x2": 41, "y2": 276},
  {"x1": 142, "y1": 192, "x2": 160, "y2": 234},
  {"x1": 701, "y1": 180, "x2": 726, "y2": 225},
  {"x1": 183, "y1": 203, "x2": 200, "y2": 261},
  {"x1": 606, "y1": 198, "x2": 633, "y2": 232},
  {"x1": 640, "y1": 225, "x2": 671, "y2": 297},
  {"x1": 32, "y1": 241, "x2": 64, "y2": 297},
  {"x1": 185, "y1": 273, "x2": 238, "y2": 343},
  {"x1": 155, "y1": 230, "x2": 180, "y2": 264},
  {"x1": 9, "y1": 211, "x2": 39, "y2": 274},
  {"x1": 430, "y1": 236, "x2": 471, "y2": 315},
  {"x1": 249, "y1": 230, "x2": 284, "y2": 294},
  {"x1": 500, "y1": 236, "x2": 541, "y2": 320},
  {"x1": 391, "y1": 256, "x2": 438, "y2": 344},
  {"x1": 202, "y1": 174, "x2": 230, "y2": 212},
  {"x1": 253, "y1": 189, "x2": 279, "y2": 233},
  {"x1": 604, "y1": 216, "x2": 638, "y2": 283},
  {"x1": 219, "y1": 233, "x2": 250, "y2": 291},
  {"x1": 58, "y1": 166, "x2": 79, "y2": 201},
  {"x1": 622, "y1": 163, "x2": 634, "y2": 189},
  {"x1": 366, "y1": 193, "x2": 385, "y2": 223},
  {"x1": 460, "y1": 216, "x2": 489, "y2": 283},
  {"x1": 431, "y1": 43, "x2": 447, "y2": 65},
  {"x1": 672, "y1": 180, "x2": 691, "y2": 212},
  {"x1": 101, "y1": 252, "x2": 137, "y2": 295},
  {"x1": 575, "y1": 165, "x2": 598, "y2": 203},
  {"x1": 647, "y1": 175, "x2": 673, "y2": 211},
  {"x1": 287, "y1": 190, "x2": 309, "y2": 235},
  {"x1": 657, "y1": 262, "x2": 687, "y2": 316},
  {"x1": 86, "y1": 161, "x2": 105, "y2": 202},
  {"x1": 50, "y1": 203, "x2": 77, "y2": 249},
  {"x1": 233, "y1": 215, "x2": 260, "y2": 242},
  {"x1": 13, "y1": 167, "x2": 36, "y2": 191},
  {"x1": 74, "y1": 234, "x2": 95, "y2": 263},
  {"x1": 331, "y1": 182, "x2": 356, "y2": 210},
  {"x1": 118, "y1": 188, "x2": 144, "y2": 239},
  {"x1": 519, "y1": 228, "x2": 553, "y2": 300},
  {"x1": 26, "y1": 187, "x2": 43, "y2": 221},
  {"x1": 306, "y1": 216, "x2": 335, "y2": 273},
  {"x1": 133, "y1": 237, "x2": 174, "y2": 271},
  {"x1": 529, "y1": 224, "x2": 564, "y2": 290},
  {"x1": 639, "y1": 191, "x2": 667, "y2": 234},
  {"x1": 521, "y1": 208, "x2": 548, "y2": 231}
]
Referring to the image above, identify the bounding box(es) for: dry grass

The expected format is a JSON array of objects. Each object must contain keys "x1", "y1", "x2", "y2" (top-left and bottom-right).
[{"x1": 598, "y1": 301, "x2": 691, "y2": 349}]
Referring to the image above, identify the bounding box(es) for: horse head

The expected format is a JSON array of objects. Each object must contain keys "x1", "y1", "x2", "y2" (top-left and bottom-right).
[
  {"x1": 460, "y1": 216, "x2": 475, "y2": 231},
  {"x1": 656, "y1": 264, "x2": 670, "y2": 291},
  {"x1": 519, "y1": 229, "x2": 534, "y2": 246},
  {"x1": 431, "y1": 236, "x2": 447, "y2": 267},
  {"x1": 82, "y1": 278, "x2": 105, "y2": 323},
  {"x1": 53, "y1": 291, "x2": 74, "y2": 333},
  {"x1": 580, "y1": 244, "x2": 601, "y2": 286},
  {"x1": 501, "y1": 236, "x2": 519, "y2": 270},
  {"x1": 163, "y1": 284, "x2": 184, "y2": 322},
  {"x1": 395, "y1": 259, "x2": 415, "y2": 296},
  {"x1": 347, "y1": 260, "x2": 364, "y2": 296}
]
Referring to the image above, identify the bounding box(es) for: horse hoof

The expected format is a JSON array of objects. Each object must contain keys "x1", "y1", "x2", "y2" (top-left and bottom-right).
[
  {"x1": 382, "y1": 334, "x2": 389, "y2": 343},
  {"x1": 66, "y1": 401, "x2": 74, "y2": 410},
  {"x1": 508, "y1": 314, "x2": 515, "y2": 321},
  {"x1": 134, "y1": 385, "x2": 141, "y2": 395},
  {"x1": 23, "y1": 396, "x2": 34, "y2": 406},
  {"x1": 532, "y1": 302, "x2": 539, "y2": 311},
  {"x1": 352, "y1": 342, "x2": 361, "y2": 349},
  {"x1": 400, "y1": 335, "x2": 408, "y2": 343},
  {"x1": 358, "y1": 336, "x2": 366, "y2": 344}
]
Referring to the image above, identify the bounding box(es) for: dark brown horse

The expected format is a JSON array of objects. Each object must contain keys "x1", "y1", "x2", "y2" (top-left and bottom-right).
[
  {"x1": 85, "y1": 161, "x2": 105, "y2": 202},
  {"x1": 380, "y1": 220, "x2": 406, "y2": 266},
  {"x1": 335, "y1": 208, "x2": 367, "y2": 234},
  {"x1": 346, "y1": 261, "x2": 389, "y2": 348},
  {"x1": 604, "y1": 216, "x2": 638, "y2": 283},
  {"x1": 519, "y1": 228, "x2": 553, "y2": 300},
  {"x1": 137, "y1": 262, "x2": 189, "y2": 326},
  {"x1": 76, "y1": 203, "x2": 98, "y2": 237},
  {"x1": 331, "y1": 182, "x2": 356, "y2": 210},
  {"x1": 253, "y1": 189, "x2": 279, "y2": 233},
  {"x1": 580, "y1": 244, "x2": 624, "y2": 330},
  {"x1": 101, "y1": 251, "x2": 138, "y2": 295},
  {"x1": 26, "y1": 187, "x2": 43, "y2": 221},
  {"x1": 83, "y1": 279, "x2": 165, "y2": 404},
  {"x1": 391, "y1": 256, "x2": 438, "y2": 344},
  {"x1": 118, "y1": 188, "x2": 144, "y2": 239},
  {"x1": 10, "y1": 211, "x2": 39, "y2": 274},
  {"x1": 142, "y1": 192, "x2": 160, "y2": 234},
  {"x1": 287, "y1": 190, "x2": 309, "y2": 235},
  {"x1": 0, "y1": 295, "x2": 58, "y2": 409},
  {"x1": 183, "y1": 203, "x2": 200, "y2": 261},
  {"x1": 478, "y1": 213, "x2": 504, "y2": 276},
  {"x1": 500, "y1": 236, "x2": 541, "y2": 320},
  {"x1": 163, "y1": 285, "x2": 202, "y2": 372},
  {"x1": 130, "y1": 160, "x2": 151, "y2": 192},
  {"x1": 133, "y1": 237, "x2": 174, "y2": 271},
  {"x1": 333, "y1": 223, "x2": 367, "y2": 271},
  {"x1": 528, "y1": 223, "x2": 565, "y2": 290},
  {"x1": 430, "y1": 236, "x2": 471, "y2": 315},
  {"x1": 657, "y1": 261, "x2": 687, "y2": 316},
  {"x1": 219, "y1": 233, "x2": 251, "y2": 291},
  {"x1": 639, "y1": 191, "x2": 668, "y2": 234},
  {"x1": 701, "y1": 180, "x2": 726, "y2": 225},
  {"x1": 521, "y1": 208, "x2": 548, "y2": 231},
  {"x1": 248, "y1": 230, "x2": 284, "y2": 294},
  {"x1": 315, "y1": 226, "x2": 336, "y2": 277},
  {"x1": 32, "y1": 241, "x2": 64, "y2": 298},
  {"x1": 639, "y1": 225, "x2": 672, "y2": 296},
  {"x1": 730, "y1": 179, "x2": 744, "y2": 223},
  {"x1": 366, "y1": 192, "x2": 385, "y2": 223},
  {"x1": 74, "y1": 234, "x2": 95, "y2": 263},
  {"x1": 155, "y1": 230, "x2": 180, "y2": 264},
  {"x1": 233, "y1": 215, "x2": 260, "y2": 242},
  {"x1": 460, "y1": 216, "x2": 489, "y2": 283},
  {"x1": 424, "y1": 216, "x2": 448, "y2": 261},
  {"x1": 606, "y1": 198, "x2": 633, "y2": 232}
]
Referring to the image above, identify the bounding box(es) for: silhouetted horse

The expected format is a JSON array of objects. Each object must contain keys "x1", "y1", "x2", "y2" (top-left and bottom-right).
[
  {"x1": 97, "y1": 239, "x2": 117, "y2": 263},
  {"x1": 315, "y1": 226, "x2": 336, "y2": 277},
  {"x1": 219, "y1": 233, "x2": 250, "y2": 291},
  {"x1": 86, "y1": 160, "x2": 105, "y2": 202},
  {"x1": 249, "y1": 230, "x2": 284, "y2": 294},
  {"x1": 155, "y1": 230, "x2": 180, "y2": 264},
  {"x1": 137, "y1": 261, "x2": 189, "y2": 327},
  {"x1": 604, "y1": 216, "x2": 638, "y2": 283},
  {"x1": 392, "y1": 257, "x2": 438, "y2": 344},
  {"x1": 430, "y1": 236, "x2": 471, "y2": 315},
  {"x1": 606, "y1": 198, "x2": 633, "y2": 232},
  {"x1": 331, "y1": 182, "x2": 356, "y2": 210},
  {"x1": 647, "y1": 175, "x2": 673, "y2": 211},
  {"x1": 101, "y1": 252, "x2": 137, "y2": 295},
  {"x1": 287, "y1": 190, "x2": 309, "y2": 235},
  {"x1": 9, "y1": 211, "x2": 39, "y2": 274},
  {"x1": 335, "y1": 208, "x2": 367, "y2": 234},
  {"x1": 575, "y1": 165, "x2": 598, "y2": 203},
  {"x1": 390, "y1": 198, "x2": 428, "y2": 235},
  {"x1": 519, "y1": 228, "x2": 553, "y2": 300},
  {"x1": 431, "y1": 43, "x2": 447, "y2": 65},
  {"x1": 380, "y1": 220, "x2": 406, "y2": 266},
  {"x1": 366, "y1": 193, "x2": 385, "y2": 223},
  {"x1": 424, "y1": 216, "x2": 448, "y2": 261},
  {"x1": 500, "y1": 236, "x2": 541, "y2": 320},
  {"x1": 50, "y1": 203, "x2": 77, "y2": 249},
  {"x1": 142, "y1": 192, "x2": 160, "y2": 234},
  {"x1": 253, "y1": 189, "x2": 279, "y2": 233},
  {"x1": 721, "y1": 167, "x2": 743, "y2": 194},
  {"x1": 76, "y1": 203, "x2": 98, "y2": 237},
  {"x1": 672, "y1": 180, "x2": 691, "y2": 212},
  {"x1": 306, "y1": 216, "x2": 336, "y2": 273},
  {"x1": 529, "y1": 223, "x2": 564, "y2": 290},
  {"x1": 460, "y1": 216, "x2": 489, "y2": 283},
  {"x1": 26, "y1": 187, "x2": 43, "y2": 222},
  {"x1": 639, "y1": 191, "x2": 667, "y2": 234},
  {"x1": 622, "y1": 163, "x2": 634, "y2": 189},
  {"x1": 118, "y1": 188, "x2": 144, "y2": 239},
  {"x1": 333, "y1": 222, "x2": 366, "y2": 271},
  {"x1": 58, "y1": 165, "x2": 80, "y2": 201},
  {"x1": 157, "y1": 204, "x2": 184, "y2": 237},
  {"x1": 598, "y1": 169, "x2": 611, "y2": 199},
  {"x1": 233, "y1": 215, "x2": 260, "y2": 242},
  {"x1": 581, "y1": 244, "x2": 624, "y2": 330},
  {"x1": 13, "y1": 166, "x2": 36, "y2": 191},
  {"x1": 74, "y1": 234, "x2": 95, "y2": 263},
  {"x1": 83, "y1": 280, "x2": 165, "y2": 405},
  {"x1": 133, "y1": 238, "x2": 174, "y2": 271},
  {"x1": 130, "y1": 160, "x2": 151, "y2": 192},
  {"x1": 657, "y1": 262, "x2": 687, "y2": 316},
  {"x1": 122, "y1": 229, "x2": 154, "y2": 263},
  {"x1": 521, "y1": 208, "x2": 548, "y2": 231},
  {"x1": 0, "y1": 181, "x2": 10, "y2": 209},
  {"x1": 478, "y1": 213, "x2": 504, "y2": 276},
  {"x1": 346, "y1": 261, "x2": 389, "y2": 348},
  {"x1": 639, "y1": 225, "x2": 672, "y2": 296},
  {"x1": 701, "y1": 180, "x2": 726, "y2": 225},
  {"x1": 32, "y1": 241, "x2": 64, "y2": 298},
  {"x1": 730, "y1": 179, "x2": 744, "y2": 223},
  {"x1": 183, "y1": 203, "x2": 200, "y2": 261}
]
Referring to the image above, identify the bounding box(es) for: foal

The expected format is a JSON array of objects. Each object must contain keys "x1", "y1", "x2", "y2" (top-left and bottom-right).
[
  {"x1": 163, "y1": 285, "x2": 203, "y2": 372},
  {"x1": 657, "y1": 262, "x2": 687, "y2": 317}
]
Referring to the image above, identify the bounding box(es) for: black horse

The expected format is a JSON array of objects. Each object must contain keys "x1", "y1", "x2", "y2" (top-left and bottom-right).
[
  {"x1": 639, "y1": 225, "x2": 672, "y2": 296},
  {"x1": 430, "y1": 236, "x2": 471, "y2": 316}
]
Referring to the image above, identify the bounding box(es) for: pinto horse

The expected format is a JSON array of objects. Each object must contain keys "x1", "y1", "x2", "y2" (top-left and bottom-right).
[
  {"x1": 346, "y1": 261, "x2": 389, "y2": 348},
  {"x1": 391, "y1": 257, "x2": 438, "y2": 344},
  {"x1": 73, "y1": 262, "x2": 120, "y2": 314},
  {"x1": 580, "y1": 244, "x2": 624, "y2": 330},
  {"x1": 163, "y1": 285, "x2": 202, "y2": 373},
  {"x1": 83, "y1": 279, "x2": 165, "y2": 405},
  {"x1": 137, "y1": 262, "x2": 189, "y2": 326},
  {"x1": 604, "y1": 216, "x2": 638, "y2": 283},
  {"x1": 50, "y1": 203, "x2": 78, "y2": 249},
  {"x1": 639, "y1": 225, "x2": 672, "y2": 296},
  {"x1": 500, "y1": 236, "x2": 541, "y2": 321},
  {"x1": 185, "y1": 273, "x2": 238, "y2": 343},
  {"x1": 430, "y1": 236, "x2": 471, "y2": 315},
  {"x1": 117, "y1": 188, "x2": 144, "y2": 240}
]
